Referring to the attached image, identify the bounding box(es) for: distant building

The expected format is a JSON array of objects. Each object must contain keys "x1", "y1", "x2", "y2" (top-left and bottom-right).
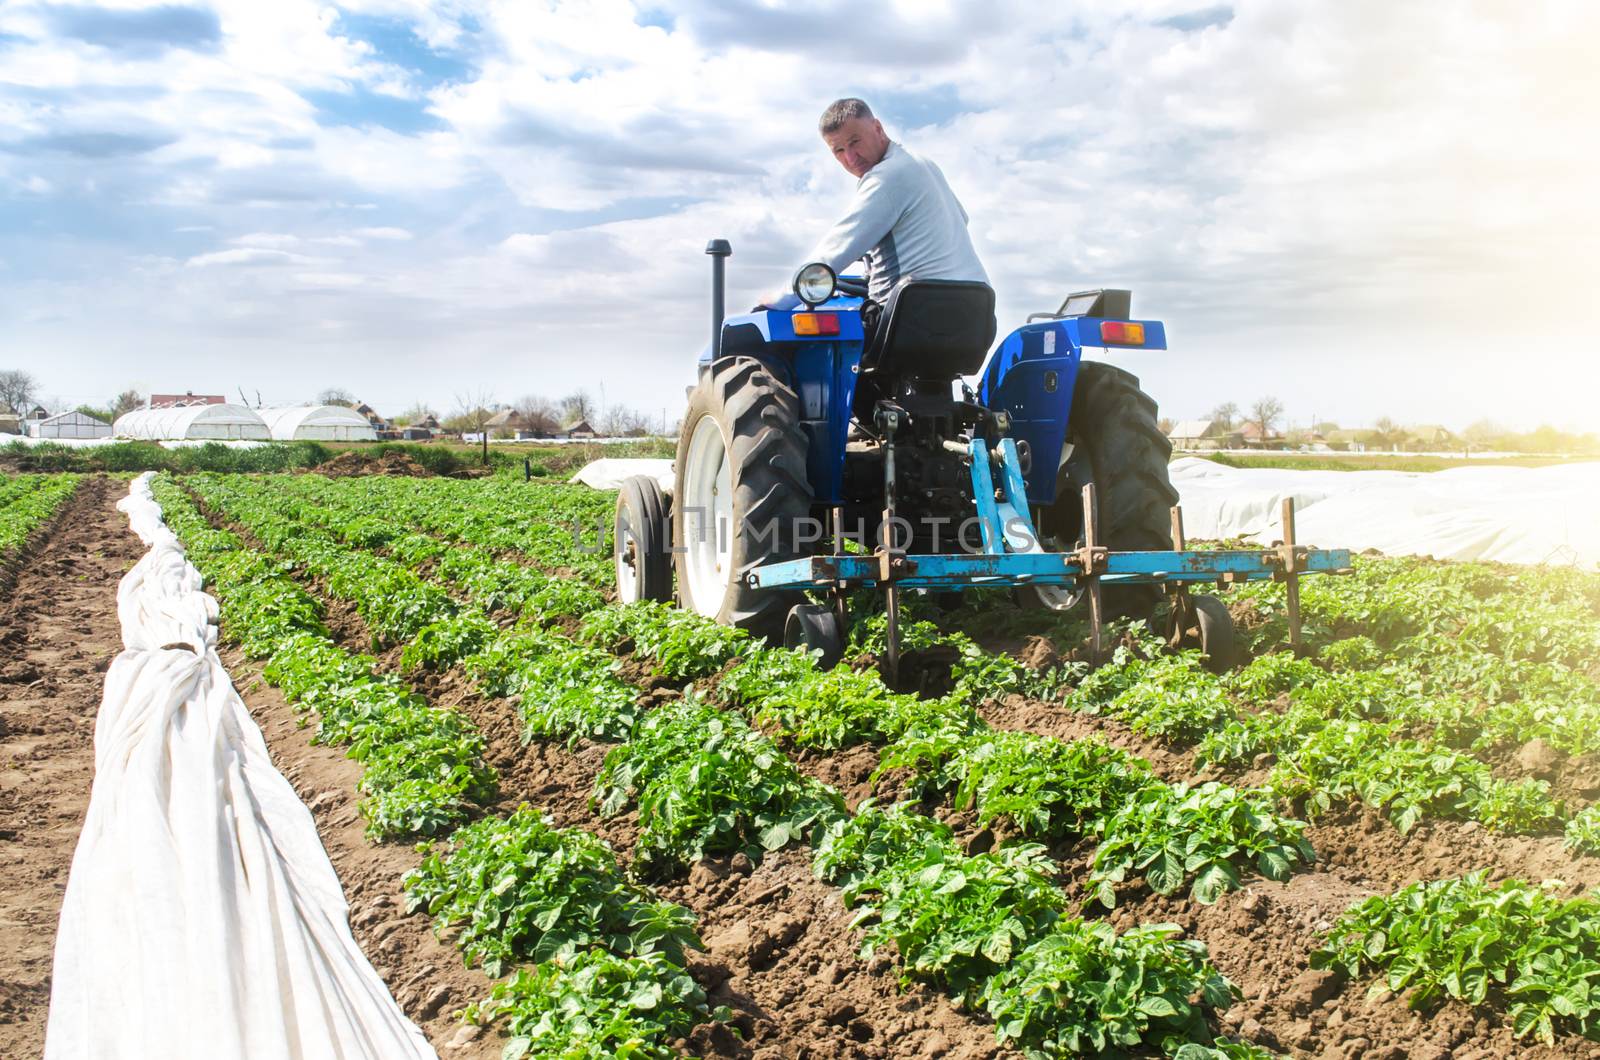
[
  {"x1": 149, "y1": 392, "x2": 225, "y2": 409},
  {"x1": 29, "y1": 410, "x2": 112, "y2": 440},
  {"x1": 1168, "y1": 418, "x2": 1226, "y2": 449},
  {"x1": 352, "y1": 402, "x2": 391, "y2": 432},
  {"x1": 1406, "y1": 424, "x2": 1458, "y2": 450},
  {"x1": 561, "y1": 419, "x2": 596, "y2": 440},
  {"x1": 1239, "y1": 423, "x2": 1285, "y2": 448},
  {"x1": 0, "y1": 412, "x2": 21, "y2": 435}
]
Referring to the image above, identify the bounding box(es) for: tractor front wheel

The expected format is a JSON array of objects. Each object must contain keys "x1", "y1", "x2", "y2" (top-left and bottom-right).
[
  {"x1": 1022, "y1": 360, "x2": 1179, "y2": 617},
  {"x1": 674, "y1": 357, "x2": 815, "y2": 639}
]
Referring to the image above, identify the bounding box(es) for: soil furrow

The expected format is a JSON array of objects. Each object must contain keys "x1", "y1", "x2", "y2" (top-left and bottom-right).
[{"x1": 0, "y1": 476, "x2": 141, "y2": 1058}]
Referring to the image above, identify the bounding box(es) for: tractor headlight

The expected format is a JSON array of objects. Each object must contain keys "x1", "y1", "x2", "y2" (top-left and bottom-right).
[{"x1": 793, "y1": 262, "x2": 837, "y2": 307}]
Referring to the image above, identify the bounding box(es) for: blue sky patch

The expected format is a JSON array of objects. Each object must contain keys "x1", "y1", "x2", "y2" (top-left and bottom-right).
[
  {"x1": 336, "y1": 13, "x2": 474, "y2": 86},
  {"x1": 1159, "y1": 6, "x2": 1234, "y2": 32},
  {"x1": 871, "y1": 84, "x2": 968, "y2": 131},
  {"x1": 302, "y1": 86, "x2": 448, "y2": 135}
]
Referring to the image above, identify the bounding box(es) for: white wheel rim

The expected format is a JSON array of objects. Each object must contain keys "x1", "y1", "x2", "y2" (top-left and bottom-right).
[
  {"x1": 615, "y1": 501, "x2": 640, "y2": 603},
  {"x1": 681, "y1": 414, "x2": 733, "y2": 617}
]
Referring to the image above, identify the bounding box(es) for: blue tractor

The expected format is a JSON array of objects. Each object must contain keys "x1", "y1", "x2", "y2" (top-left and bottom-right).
[{"x1": 613, "y1": 240, "x2": 1348, "y2": 673}]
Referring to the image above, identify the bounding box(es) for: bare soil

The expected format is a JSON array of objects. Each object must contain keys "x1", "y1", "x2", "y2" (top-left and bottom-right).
[{"x1": 0, "y1": 477, "x2": 140, "y2": 1058}]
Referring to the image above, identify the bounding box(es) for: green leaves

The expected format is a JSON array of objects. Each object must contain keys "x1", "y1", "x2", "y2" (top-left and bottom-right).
[
  {"x1": 464, "y1": 949, "x2": 714, "y2": 1060},
  {"x1": 1088, "y1": 782, "x2": 1314, "y2": 908},
  {"x1": 979, "y1": 921, "x2": 1239, "y2": 1057},
  {"x1": 816, "y1": 804, "x2": 1245, "y2": 1057},
  {"x1": 403, "y1": 806, "x2": 700, "y2": 977},
  {"x1": 0, "y1": 474, "x2": 80, "y2": 560},
  {"x1": 593, "y1": 697, "x2": 845, "y2": 876},
  {"x1": 1313, "y1": 873, "x2": 1600, "y2": 1045},
  {"x1": 581, "y1": 600, "x2": 750, "y2": 682}
]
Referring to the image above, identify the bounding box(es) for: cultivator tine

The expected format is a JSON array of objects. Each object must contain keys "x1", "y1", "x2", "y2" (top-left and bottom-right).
[
  {"x1": 1167, "y1": 505, "x2": 1193, "y2": 649},
  {"x1": 1280, "y1": 497, "x2": 1303, "y2": 651},
  {"x1": 1079, "y1": 483, "x2": 1105, "y2": 661},
  {"x1": 885, "y1": 584, "x2": 901, "y2": 685}
]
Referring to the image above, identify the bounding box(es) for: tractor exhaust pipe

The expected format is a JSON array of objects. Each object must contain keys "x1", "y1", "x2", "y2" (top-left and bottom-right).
[{"x1": 706, "y1": 238, "x2": 731, "y2": 360}]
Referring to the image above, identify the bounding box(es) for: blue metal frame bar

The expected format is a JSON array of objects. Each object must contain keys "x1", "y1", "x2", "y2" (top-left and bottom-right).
[
  {"x1": 748, "y1": 548, "x2": 1354, "y2": 591},
  {"x1": 967, "y1": 438, "x2": 1003, "y2": 554}
]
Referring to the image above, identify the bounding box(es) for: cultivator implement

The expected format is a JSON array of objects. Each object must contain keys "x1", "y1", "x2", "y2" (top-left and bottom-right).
[{"x1": 746, "y1": 437, "x2": 1351, "y2": 675}]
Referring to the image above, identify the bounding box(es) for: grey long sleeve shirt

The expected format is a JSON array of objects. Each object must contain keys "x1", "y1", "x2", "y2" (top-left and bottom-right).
[{"x1": 771, "y1": 141, "x2": 989, "y2": 309}]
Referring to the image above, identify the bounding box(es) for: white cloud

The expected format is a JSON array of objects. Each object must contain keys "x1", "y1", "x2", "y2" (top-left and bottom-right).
[
  {"x1": 186, "y1": 247, "x2": 320, "y2": 267},
  {"x1": 353, "y1": 226, "x2": 413, "y2": 240}
]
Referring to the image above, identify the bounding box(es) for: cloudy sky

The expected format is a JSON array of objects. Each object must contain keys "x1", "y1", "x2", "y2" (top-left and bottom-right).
[{"x1": 2, "y1": 0, "x2": 1596, "y2": 430}]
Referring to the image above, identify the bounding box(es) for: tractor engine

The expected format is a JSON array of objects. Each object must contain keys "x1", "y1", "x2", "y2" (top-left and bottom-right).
[{"x1": 840, "y1": 378, "x2": 999, "y2": 554}]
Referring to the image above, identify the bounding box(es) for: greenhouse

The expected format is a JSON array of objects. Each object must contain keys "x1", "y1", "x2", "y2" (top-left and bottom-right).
[
  {"x1": 113, "y1": 404, "x2": 271, "y2": 441},
  {"x1": 28, "y1": 410, "x2": 112, "y2": 440},
  {"x1": 256, "y1": 405, "x2": 377, "y2": 442}
]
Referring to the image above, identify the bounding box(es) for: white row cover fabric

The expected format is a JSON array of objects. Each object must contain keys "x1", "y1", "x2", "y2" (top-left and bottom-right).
[
  {"x1": 2, "y1": 436, "x2": 270, "y2": 449},
  {"x1": 570, "y1": 457, "x2": 675, "y2": 491},
  {"x1": 257, "y1": 405, "x2": 378, "y2": 442},
  {"x1": 1169, "y1": 457, "x2": 1600, "y2": 567},
  {"x1": 115, "y1": 403, "x2": 271, "y2": 441},
  {"x1": 46, "y1": 474, "x2": 435, "y2": 1060}
]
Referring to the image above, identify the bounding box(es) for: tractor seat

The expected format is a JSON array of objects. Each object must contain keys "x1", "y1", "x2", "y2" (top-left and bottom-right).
[{"x1": 860, "y1": 279, "x2": 997, "y2": 381}]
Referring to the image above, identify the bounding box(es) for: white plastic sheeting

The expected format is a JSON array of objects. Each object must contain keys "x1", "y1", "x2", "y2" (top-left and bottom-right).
[
  {"x1": 1169, "y1": 457, "x2": 1600, "y2": 567},
  {"x1": 257, "y1": 405, "x2": 378, "y2": 442},
  {"x1": 114, "y1": 403, "x2": 271, "y2": 441},
  {"x1": 46, "y1": 474, "x2": 435, "y2": 1060},
  {"x1": 28, "y1": 410, "x2": 112, "y2": 439},
  {"x1": 570, "y1": 457, "x2": 675, "y2": 491}
]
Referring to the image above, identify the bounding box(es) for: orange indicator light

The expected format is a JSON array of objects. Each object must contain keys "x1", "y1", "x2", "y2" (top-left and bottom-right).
[
  {"x1": 1100, "y1": 321, "x2": 1145, "y2": 345},
  {"x1": 792, "y1": 313, "x2": 841, "y2": 336}
]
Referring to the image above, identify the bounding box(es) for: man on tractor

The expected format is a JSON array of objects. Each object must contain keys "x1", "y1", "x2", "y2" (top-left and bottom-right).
[{"x1": 760, "y1": 97, "x2": 990, "y2": 340}]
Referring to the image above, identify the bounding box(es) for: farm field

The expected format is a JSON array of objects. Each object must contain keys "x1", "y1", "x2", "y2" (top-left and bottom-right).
[{"x1": 5, "y1": 468, "x2": 1600, "y2": 1059}]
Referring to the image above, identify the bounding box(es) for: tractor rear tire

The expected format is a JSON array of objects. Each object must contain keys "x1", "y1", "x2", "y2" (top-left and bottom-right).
[
  {"x1": 674, "y1": 356, "x2": 814, "y2": 640},
  {"x1": 1023, "y1": 360, "x2": 1179, "y2": 617}
]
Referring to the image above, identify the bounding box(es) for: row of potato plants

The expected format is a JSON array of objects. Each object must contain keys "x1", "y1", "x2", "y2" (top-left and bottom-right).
[
  {"x1": 477, "y1": 615, "x2": 1272, "y2": 1058},
  {"x1": 1058, "y1": 630, "x2": 1576, "y2": 839},
  {"x1": 270, "y1": 472, "x2": 616, "y2": 583},
  {"x1": 0, "y1": 472, "x2": 80, "y2": 560},
  {"x1": 1231, "y1": 556, "x2": 1600, "y2": 755},
  {"x1": 201, "y1": 474, "x2": 1273, "y2": 1058},
  {"x1": 587, "y1": 602, "x2": 1315, "y2": 911},
  {"x1": 1313, "y1": 872, "x2": 1600, "y2": 1047},
  {"x1": 153, "y1": 476, "x2": 498, "y2": 838},
  {"x1": 867, "y1": 570, "x2": 1587, "y2": 841},
  {"x1": 157, "y1": 475, "x2": 725, "y2": 1057}
]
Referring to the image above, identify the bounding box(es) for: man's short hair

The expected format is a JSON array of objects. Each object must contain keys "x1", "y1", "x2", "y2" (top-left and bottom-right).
[{"x1": 819, "y1": 98, "x2": 873, "y2": 135}]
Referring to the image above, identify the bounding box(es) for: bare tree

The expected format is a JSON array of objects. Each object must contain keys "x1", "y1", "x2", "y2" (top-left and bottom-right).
[
  {"x1": 514, "y1": 394, "x2": 562, "y2": 436},
  {"x1": 1207, "y1": 401, "x2": 1239, "y2": 429},
  {"x1": 1248, "y1": 396, "x2": 1284, "y2": 440},
  {"x1": 599, "y1": 403, "x2": 652, "y2": 437},
  {"x1": 111, "y1": 389, "x2": 144, "y2": 420},
  {"x1": 317, "y1": 387, "x2": 356, "y2": 406},
  {"x1": 560, "y1": 390, "x2": 595, "y2": 426},
  {"x1": 453, "y1": 388, "x2": 497, "y2": 465},
  {"x1": 0, "y1": 369, "x2": 40, "y2": 415}
]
